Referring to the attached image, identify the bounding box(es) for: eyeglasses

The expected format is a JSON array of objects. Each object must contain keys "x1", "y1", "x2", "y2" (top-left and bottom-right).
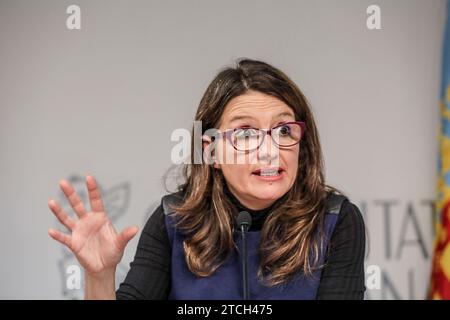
[{"x1": 211, "y1": 121, "x2": 306, "y2": 151}]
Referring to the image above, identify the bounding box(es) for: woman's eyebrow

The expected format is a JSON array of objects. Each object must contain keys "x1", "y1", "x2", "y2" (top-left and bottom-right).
[
  {"x1": 229, "y1": 112, "x2": 294, "y2": 124},
  {"x1": 275, "y1": 111, "x2": 295, "y2": 119},
  {"x1": 229, "y1": 115, "x2": 255, "y2": 123}
]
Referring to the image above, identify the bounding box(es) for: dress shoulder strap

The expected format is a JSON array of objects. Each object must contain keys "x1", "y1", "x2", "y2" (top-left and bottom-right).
[
  {"x1": 325, "y1": 191, "x2": 348, "y2": 215},
  {"x1": 162, "y1": 190, "x2": 185, "y2": 215}
]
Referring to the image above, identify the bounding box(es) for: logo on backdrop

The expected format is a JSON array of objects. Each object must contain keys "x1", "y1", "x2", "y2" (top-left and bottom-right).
[{"x1": 56, "y1": 175, "x2": 131, "y2": 299}]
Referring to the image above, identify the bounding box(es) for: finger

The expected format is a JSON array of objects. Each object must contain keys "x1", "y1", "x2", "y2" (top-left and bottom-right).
[
  {"x1": 59, "y1": 179, "x2": 87, "y2": 218},
  {"x1": 117, "y1": 226, "x2": 139, "y2": 251},
  {"x1": 48, "y1": 228, "x2": 72, "y2": 249},
  {"x1": 86, "y1": 175, "x2": 105, "y2": 213},
  {"x1": 48, "y1": 199, "x2": 76, "y2": 230}
]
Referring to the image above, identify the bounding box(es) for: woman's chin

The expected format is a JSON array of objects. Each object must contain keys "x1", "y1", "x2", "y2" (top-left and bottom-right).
[{"x1": 250, "y1": 188, "x2": 287, "y2": 203}]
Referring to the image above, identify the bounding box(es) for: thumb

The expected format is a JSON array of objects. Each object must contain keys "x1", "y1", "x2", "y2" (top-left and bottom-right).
[{"x1": 117, "y1": 226, "x2": 139, "y2": 251}]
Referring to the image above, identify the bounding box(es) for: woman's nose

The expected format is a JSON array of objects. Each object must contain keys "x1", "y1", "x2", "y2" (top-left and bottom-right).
[{"x1": 257, "y1": 134, "x2": 280, "y2": 164}]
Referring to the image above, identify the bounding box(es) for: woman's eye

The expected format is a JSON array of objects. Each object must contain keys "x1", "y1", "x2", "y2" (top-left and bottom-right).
[
  {"x1": 277, "y1": 125, "x2": 291, "y2": 136},
  {"x1": 235, "y1": 128, "x2": 258, "y2": 138}
]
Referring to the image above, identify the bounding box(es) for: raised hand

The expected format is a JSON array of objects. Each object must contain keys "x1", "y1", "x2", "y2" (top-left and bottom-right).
[{"x1": 48, "y1": 176, "x2": 138, "y2": 275}]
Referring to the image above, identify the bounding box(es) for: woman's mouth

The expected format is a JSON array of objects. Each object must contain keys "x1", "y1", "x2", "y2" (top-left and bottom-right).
[{"x1": 251, "y1": 167, "x2": 285, "y2": 181}]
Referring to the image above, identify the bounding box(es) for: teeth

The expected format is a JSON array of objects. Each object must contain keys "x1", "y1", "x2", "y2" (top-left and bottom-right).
[
  {"x1": 260, "y1": 169, "x2": 280, "y2": 176},
  {"x1": 261, "y1": 172, "x2": 279, "y2": 176}
]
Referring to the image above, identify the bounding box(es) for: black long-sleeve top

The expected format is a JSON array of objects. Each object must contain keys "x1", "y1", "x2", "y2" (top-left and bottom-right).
[{"x1": 116, "y1": 187, "x2": 366, "y2": 300}]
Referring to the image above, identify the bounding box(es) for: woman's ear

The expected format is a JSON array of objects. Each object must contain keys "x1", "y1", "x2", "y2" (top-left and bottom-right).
[{"x1": 202, "y1": 135, "x2": 219, "y2": 168}]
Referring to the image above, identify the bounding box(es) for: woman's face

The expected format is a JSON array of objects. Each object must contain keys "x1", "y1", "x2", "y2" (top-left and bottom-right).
[{"x1": 205, "y1": 90, "x2": 300, "y2": 210}]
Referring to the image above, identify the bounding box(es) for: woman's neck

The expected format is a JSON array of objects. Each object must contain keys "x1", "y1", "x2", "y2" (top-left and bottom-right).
[{"x1": 223, "y1": 182, "x2": 280, "y2": 215}]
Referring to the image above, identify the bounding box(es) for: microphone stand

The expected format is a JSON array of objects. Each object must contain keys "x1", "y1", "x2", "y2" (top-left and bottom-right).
[
  {"x1": 240, "y1": 223, "x2": 249, "y2": 300},
  {"x1": 237, "y1": 211, "x2": 252, "y2": 300}
]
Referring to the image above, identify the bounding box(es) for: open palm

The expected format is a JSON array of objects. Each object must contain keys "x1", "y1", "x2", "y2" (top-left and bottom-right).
[{"x1": 48, "y1": 176, "x2": 138, "y2": 274}]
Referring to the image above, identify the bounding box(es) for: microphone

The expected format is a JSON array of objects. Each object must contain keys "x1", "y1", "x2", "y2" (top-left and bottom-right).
[{"x1": 236, "y1": 211, "x2": 252, "y2": 300}]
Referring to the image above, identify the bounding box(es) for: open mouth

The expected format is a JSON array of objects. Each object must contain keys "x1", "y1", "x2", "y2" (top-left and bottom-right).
[{"x1": 251, "y1": 167, "x2": 285, "y2": 177}]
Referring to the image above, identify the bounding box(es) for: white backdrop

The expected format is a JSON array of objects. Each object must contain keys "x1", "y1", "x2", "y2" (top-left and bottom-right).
[{"x1": 0, "y1": 0, "x2": 445, "y2": 299}]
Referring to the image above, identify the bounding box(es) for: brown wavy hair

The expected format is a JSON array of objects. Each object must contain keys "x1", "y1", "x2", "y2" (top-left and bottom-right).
[{"x1": 167, "y1": 58, "x2": 342, "y2": 286}]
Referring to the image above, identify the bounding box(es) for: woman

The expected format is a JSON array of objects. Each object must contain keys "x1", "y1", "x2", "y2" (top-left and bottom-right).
[{"x1": 48, "y1": 58, "x2": 366, "y2": 300}]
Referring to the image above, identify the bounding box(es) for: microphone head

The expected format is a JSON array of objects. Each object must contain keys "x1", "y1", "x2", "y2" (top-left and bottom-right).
[{"x1": 236, "y1": 211, "x2": 252, "y2": 231}]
